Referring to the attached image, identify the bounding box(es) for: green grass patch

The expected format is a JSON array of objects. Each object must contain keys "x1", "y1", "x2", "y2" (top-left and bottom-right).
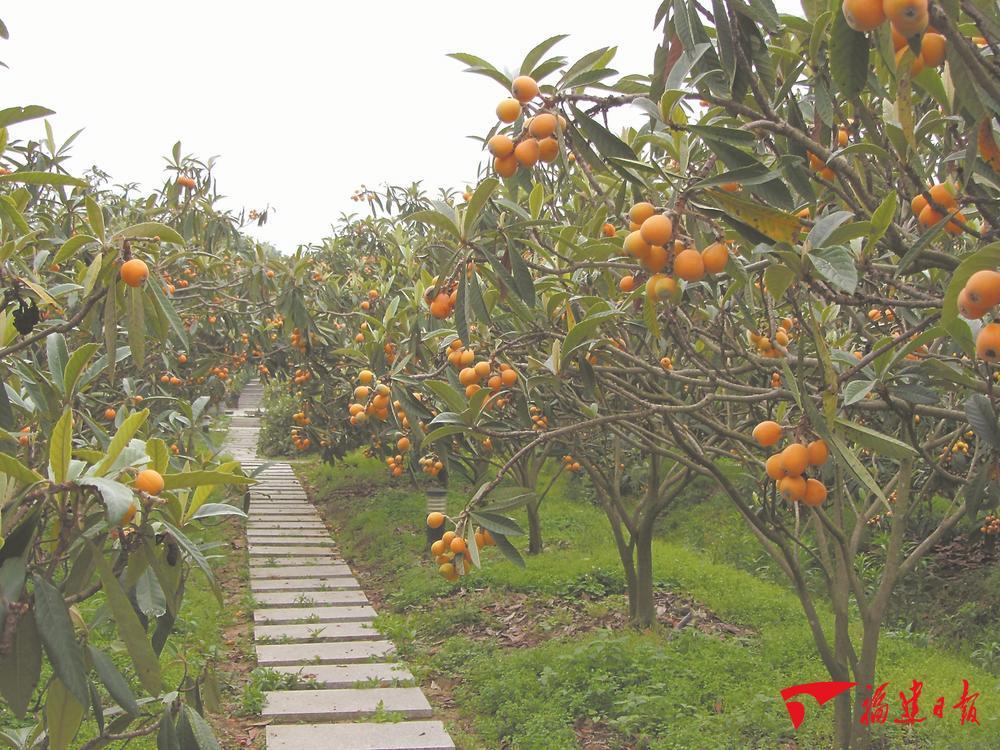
[{"x1": 304, "y1": 452, "x2": 1000, "y2": 749}]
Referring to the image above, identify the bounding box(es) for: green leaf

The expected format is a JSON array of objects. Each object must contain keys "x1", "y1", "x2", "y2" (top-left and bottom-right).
[
  {"x1": 158, "y1": 521, "x2": 220, "y2": 602},
  {"x1": 965, "y1": 394, "x2": 1000, "y2": 450},
  {"x1": 520, "y1": 35, "x2": 568, "y2": 75},
  {"x1": 829, "y1": 9, "x2": 870, "y2": 97},
  {"x1": 189, "y1": 503, "x2": 247, "y2": 521},
  {"x1": 45, "y1": 678, "x2": 85, "y2": 750},
  {"x1": 178, "y1": 704, "x2": 220, "y2": 750},
  {"x1": 561, "y1": 310, "x2": 621, "y2": 365},
  {"x1": 127, "y1": 286, "x2": 145, "y2": 366},
  {"x1": 0, "y1": 106, "x2": 56, "y2": 129},
  {"x1": 161, "y1": 471, "x2": 254, "y2": 491},
  {"x1": 47, "y1": 333, "x2": 68, "y2": 395},
  {"x1": 87, "y1": 645, "x2": 140, "y2": 715},
  {"x1": 0, "y1": 611, "x2": 41, "y2": 718},
  {"x1": 463, "y1": 178, "x2": 499, "y2": 238},
  {"x1": 32, "y1": 575, "x2": 91, "y2": 706},
  {"x1": 94, "y1": 409, "x2": 149, "y2": 477},
  {"x1": 112, "y1": 222, "x2": 184, "y2": 246},
  {"x1": 806, "y1": 211, "x2": 854, "y2": 249},
  {"x1": 0, "y1": 171, "x2": 87, "y2": 188},
  {"x1": 85, "y1": 197, "x2": 105, "y2": 242},
  {"x1": 421, "y1": 424, "x2": 469, "y2": 446},
  {"x1": 0, "y1": 452, "x2": 44, "y2": 485},
  {"x1": 53, "y1": 234, "x2": 99, "y2": 266},
  {"x1": 763, "y1": 263, "x2": 795, "y2": 300},
  {"x1": 836, "y1": 418, "x2": 918, "y2": 459},
  {"x1": 864, "y1": 192, "x2": 896, "y2": 254},
  {"x1": 507, "y1": 241, "x2": 536, "y2": 306},
  {"x1": 104, "y1": 279, "x2": 118, "y2": 382},
  {"x1": 469, "y1": 510, "x2": 525, "y2": 537},
  {"x1": 157, "y1": 706, "x2": 180, "y2": 750},
  {"x1": 62, "y1": 343, "x2": 101, "y2": 397},
  {"x1": 809, "y1": 246, "x2": 858, "y2": 294},
  {"x1": 490, "y1": 532, "x2": 525, "y2": 568},
  {"x1": 50, "y1": 407, "x2": 73, "y2": 484},
  {"x1": 77, "y1": 477, "x2": 135, "y2": 524},
  {"x1": 146, "y1": 438, "x2": 170, "y2": 475},
  {"x1": 146, "y1": 276, "x2": 190, "y2": 350},
  {"x1": 843, "y1": 379, "x2": 875, "y2": 405},
  {"x1": 88, "y1": 540, "x2": 162, "y2": 696},
  {"x1": 406, "y1": 209, "x2": 460, "y2": 239},
  {"x1": 424, "y1": 380, "x2": 469, "y2": 414},
  {"x1": 454, "y1": 271, "x2": 470, "y2": 346}
]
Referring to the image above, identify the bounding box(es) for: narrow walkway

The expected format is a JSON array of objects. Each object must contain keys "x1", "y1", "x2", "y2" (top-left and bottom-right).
[{"x1": 223, "y1": 381, "x2": 455, "y2": 750}]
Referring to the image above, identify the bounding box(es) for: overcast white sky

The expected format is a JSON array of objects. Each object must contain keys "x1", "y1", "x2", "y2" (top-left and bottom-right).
[{"x1": 3, "y1": 1, "x2": 801, "y2": 252}]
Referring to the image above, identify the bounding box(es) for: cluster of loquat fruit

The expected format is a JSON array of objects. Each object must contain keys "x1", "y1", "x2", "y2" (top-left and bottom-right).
[
  {"x1": 754, "y1": 420, "x2": 830, "y2": 506},
  {"x1": 425, "y1": 280, "x2": 459, "y2": 320},
  {"x1": 911, "y1": 182, "x2": 969, "y2": 235},
  {"x1": 980, "y1": 514, "x2": 1000, "y2": 536},
  {"x1": 528, "y1": 404, "x2": 549, "y2": 430},
  {"x1": 418, "y1": 454, "x2": 445, "y2": 477},
  {"x1": 747, "y1": 318, "x2": 796, "y2": 360},
  {"x1": 841, "y1": 0, "x2": 947, "y2": 75},
  {"x1": 562, "y1": 455, "x2": 582, "y2": 473},
  {"x1": 454, "y1": 348, "x2": 519, "y2": 399},
  {"x1": 359, "y1": 289, "x2": 379, "y2": 311},
  {"x1": 957, "y1": 269, "x2": 1000, "y2": 363},
  {"x1": 489, "y1": 75, "x2": 566, "y2": 177},
  {"x1": 426, "y1": 512, "x2": 495, "y2": 581},
  {"x1": 347, "y1": 369, "x2": 393, "y2": 425},
  {"x1": 290, "y1": 328, "x2": 309, "y2": 354},
  {"x1": 291, "y1": 367, "x2": 312, "y2": 384}
]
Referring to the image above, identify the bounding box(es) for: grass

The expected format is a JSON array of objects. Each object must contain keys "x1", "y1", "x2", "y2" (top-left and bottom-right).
[{"x1": 303, "y1": 450, "x2": 1000, "y2": 750}]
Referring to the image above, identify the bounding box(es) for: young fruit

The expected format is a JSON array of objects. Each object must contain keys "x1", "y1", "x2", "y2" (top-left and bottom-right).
[
  {"x1": 488, "y1": 134, "x2": 514, "y2": 158},
  {"x1": 427, "y1": 512, "x2": 445, "y2": 529},
  {"x1": 496, "y1": 98, "x2": 521, "y2": 123},
  {"x1": 781, "y1": 443, "x2": 810, "y2": 476},
  {"x1": 673, "y1": 249, "x2": 706, "y2": 282},
  {"x1": 104, "y1": 408, "x2": 117, "y2": 420},
  {"x1": 802, "y1": 478, "x2": 828, "y2": 507},
  {"x1": 629, "y1": 202, "x2": 656, "y2": 224},
  {"x1": 511, "y1": 75, "x2": 539, "y2": 103},
  {"x1": 807, "y1": 439, "x2": 829, "y2": 466},
  {"x1": 701, "y1": 242, "x2": 729, "y2": 274},
  {"x1": 965, "y1": 270, "x2": 1000, "y2": 309},
  {"x1": 752, "y1": 420, "x2": 783, "y2": 447},
  {"x1": 779, "y1": 475, "x2": 807, "y2": 502},
  {"x1": 514, "y1": 138, "x2": 541, "y2": 167},
  {"x1": 976, "y1": 323, "x2": 1000, "y2": 362},
  {"x1": 884, "y1": 0, "x2": 928, "y2": 38},
  {"x1": 134, "y1": 469, "x2": 165, "y2": 495},
  {"x1": 639, "y1": 214, "x2": 672, "y2": 246},
  {"x1": 842, "y1": 0, "x2": 886, "y2": 32},
  {"x1": 120, "y1": 258, "x2": 149, "y2": 287},
  {"x1": 528, "y1": 113, "x2": 557, "y2": 139}
]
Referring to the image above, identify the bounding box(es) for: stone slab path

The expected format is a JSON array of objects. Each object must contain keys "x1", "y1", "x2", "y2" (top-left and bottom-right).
[{"x1": 223, "y1": 381, "x2": 455, "y2": 749}]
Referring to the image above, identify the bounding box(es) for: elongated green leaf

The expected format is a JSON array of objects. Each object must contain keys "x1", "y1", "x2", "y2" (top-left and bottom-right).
[
  {"x1": 965, "y1": 394, "x2": 1000, "y2": 449},
  {"x1": 0, "y1": 171, "x2": 86, "y2": 188},
  {"x1": 0, "y1": 452, "x2": 44, "y2": 485},
  {"x1": 0, "y1": 106, "x2": 56, "y2": 129},
  {"x1": 47, "y1": 333, "x2": 68, "y2": 395},
  {"x1": 422, "y1": 424, "x2": 469, "y2": 445},
  {"x1": 178, "y1": 704, "x2": 220, "y2": 750},
  {"x1": 88, "y1": 541, "x2": 161, "y2": 695},
  {"x1": 189, "y1": 503, "x2": 247, "y2": 521},
  {"x1": 561, "y1": 310, "x2": 620, "y2": 364},
  {"x1": 87, "y1": 645, "x2": 140, "y2": 715},
  {"x1": 85, "y1": 197, "x2": 105, "y2": 242},
  {"x1": 469, "y1": 510, "x2": 525, "y2": 537},
  {"x1": 424, "y1": 380, "x2": 468, "y2": 413},
  {"x1": 50, "y1": 407, "x2": 73, "y2": 483},
  {"x1": 0, "y1": 611, "x2": 41, "y2": 718},
  {"x1": 161, "y1": 471, "x2": 254, "y2": 491},
  {"x1": 836, "y1": 418, "x2": 917, "y2": 459},
  {"x1": 158, "y1": 521, "x2": 220, "y2": 602},
  {"x1": 829, "y1": 10, "x2": 869, "y2": 97},
  {"x1": 490, "y1": 531, "x2": 525, "y2": 568},
  {"x1": 127, "y1": 285, "x2": 145, "y2": 366},
  {"x1": 77, "y1": 477, "x2": 135, "y2": 523},
  {"x1": 94, "y1": 409, "x2": 149, "y2": 476},
  {"x1": 32, "y1": 575, "x2": 91, "y2": 706},
  {"x1": 842, "y1": 379, "x2": 875, "y2": 405},
  {"x1": 146, "y1": 276, "x2": 190, "y2": 349},
  {"x1": 520, "y1": 35, "x2": 568, "y2": 75},
  {"x1": 53, "y1": 234, "x2": 98, "y2": 265},
  {"x1": 112, "y1": 222, "x2": 184, "y2": 246},
  {"x1": 45, "y1": 677, "x2": 85, "y2": 750},
  {"x1": 406, "y1": 209, "x2": 459, "y2": 238},
  {"x1": 462, "y1": 178, "x2": 499, "y2": 238},
  {"x1": 810, "y1": 246, "x2": 858, "y2": 294},
  {"x1": 62, "y1": 343, "x2": 101, "y2": 397}
]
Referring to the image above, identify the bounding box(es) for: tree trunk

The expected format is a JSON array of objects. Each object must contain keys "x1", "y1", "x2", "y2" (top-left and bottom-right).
[
  {"x1": 632, "y1": 520, "x2": 656, "y2": 628},
  {"x1": 526, "y1": 500, "x2": 542, "y2": 555}
]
